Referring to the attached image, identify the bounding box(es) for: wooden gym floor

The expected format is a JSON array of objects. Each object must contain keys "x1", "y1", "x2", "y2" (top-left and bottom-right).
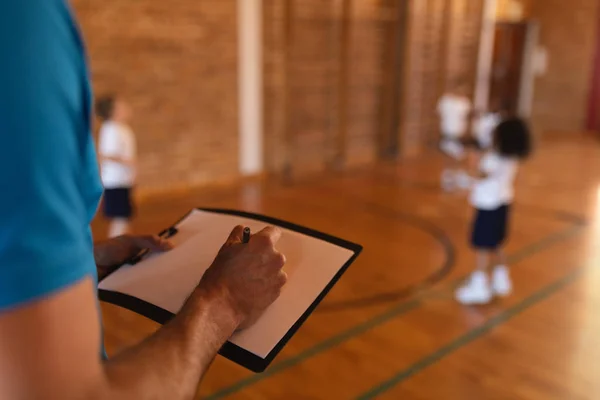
[{"x1": 94, "y1": 136, "x2": 600, "y2": 399}]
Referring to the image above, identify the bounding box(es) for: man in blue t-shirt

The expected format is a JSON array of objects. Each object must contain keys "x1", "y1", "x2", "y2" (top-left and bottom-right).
[{"x1": 0, "y1": 1, "x2": 287, "y2": 398}]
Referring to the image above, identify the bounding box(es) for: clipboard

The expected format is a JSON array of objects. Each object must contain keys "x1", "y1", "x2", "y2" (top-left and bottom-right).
[{"x1": 98, "y1": 208, "x2": 362, "y2": 372}]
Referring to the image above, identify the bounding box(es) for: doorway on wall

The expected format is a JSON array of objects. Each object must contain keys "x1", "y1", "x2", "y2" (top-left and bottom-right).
[
  {"x1": 586, "y1": 1, "x2": 600, "y2": 133},
  {"x1": 488, "y1": 21, "x2": 538, "y2": 116}
]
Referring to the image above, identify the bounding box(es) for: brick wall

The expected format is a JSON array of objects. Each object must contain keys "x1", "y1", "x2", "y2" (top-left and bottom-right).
[
  {"x1": 73, "y1": 0, "x2": 489, "y2": 190},
  {"x1": 346, "y1": 1, "x2": 397, "y2": 166},
  {"x1": 72, "y1": 0, "x2": 239, "y2": 193},
  {"x1": 263, "y1": 0, "x2": 397, "y2": 176},
  {"x1": 529, "y1": 0, "x2": 599, "y2": 134},
  {"x1": 400, "y1": 0, "x2": 446, "y2": 157},
  {"x1": 400, "y1": 0, "x2": 484, "y2": 156}
]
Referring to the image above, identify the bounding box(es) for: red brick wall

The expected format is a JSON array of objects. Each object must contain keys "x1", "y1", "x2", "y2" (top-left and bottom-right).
[{"x1": 72, "y1": 0, "x2": 239, "y2": 193}]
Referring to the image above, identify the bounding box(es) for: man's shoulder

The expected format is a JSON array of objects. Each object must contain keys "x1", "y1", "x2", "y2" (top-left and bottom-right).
[{"x1": 0, "y1": 0, "x2": 72, "y2": 32}]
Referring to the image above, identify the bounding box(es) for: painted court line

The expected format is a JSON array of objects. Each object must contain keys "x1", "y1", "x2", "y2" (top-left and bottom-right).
[
  {"x1": 355, "y1": 266, "x2": 585, "y2": 400},
  {"x1": 205, "y1": 224, "x2": 582, "y2": 400}
]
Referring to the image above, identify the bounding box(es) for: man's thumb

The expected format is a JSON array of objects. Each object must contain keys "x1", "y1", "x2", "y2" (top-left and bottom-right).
[{"x1": 225, "y1": 225, "x2": 245, "y2": 245}]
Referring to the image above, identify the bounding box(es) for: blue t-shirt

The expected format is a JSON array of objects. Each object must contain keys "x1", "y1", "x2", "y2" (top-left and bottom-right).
[{"x1": 0, "y1": 0, "x2": 103, "y2": 309}]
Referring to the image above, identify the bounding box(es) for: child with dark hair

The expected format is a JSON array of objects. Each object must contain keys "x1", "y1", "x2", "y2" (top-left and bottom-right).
[
  {"x1": 96, "y1": 95, "x2": 137, "y2": 238},
  {"x1": 456, "y1": 117, "x2": 532, "y2": 305}
]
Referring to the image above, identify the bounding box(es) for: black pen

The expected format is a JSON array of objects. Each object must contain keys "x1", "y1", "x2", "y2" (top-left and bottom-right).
[
  {"x1": 242, "y1": 227, "x2": 251, "y2": 244},
  {"x1": 129, "y1": 227, "x2": 178, "y2": 265}
]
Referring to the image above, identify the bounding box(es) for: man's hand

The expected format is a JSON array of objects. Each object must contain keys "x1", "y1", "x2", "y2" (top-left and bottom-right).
[
  {"x1": 197, "y1": 225, "x2": 288, "y2": 330},
  {"x1": 94, "y1": 235, "x2": 174, "y2": 280}
]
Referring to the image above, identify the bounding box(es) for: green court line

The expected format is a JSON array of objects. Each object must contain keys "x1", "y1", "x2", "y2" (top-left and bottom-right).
[
  {"x1": 205, "y1": 225, "x2": 583, "y2": 400},
  {"x1": 356, "y1": 266, "x2": 584, "y2": 400}
]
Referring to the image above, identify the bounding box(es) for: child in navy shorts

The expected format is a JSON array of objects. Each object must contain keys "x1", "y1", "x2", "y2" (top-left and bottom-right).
[
  {"x1": 96, "y1": 95, "x2": 137, "y2": 238},
  {"x1": 456, "y1": 117, "x2": 532, "y2": 305}
]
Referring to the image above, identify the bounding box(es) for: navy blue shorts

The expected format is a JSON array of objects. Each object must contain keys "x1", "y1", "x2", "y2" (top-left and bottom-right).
[
  {"x1": 471, "y1": 204, "x2": 510, "y2": 249},
  {"x1": 103, "y1": 187, "x2": 133, "y2": 219}
]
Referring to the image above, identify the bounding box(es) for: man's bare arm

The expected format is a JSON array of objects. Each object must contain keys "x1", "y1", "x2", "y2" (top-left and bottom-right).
[
  {"x1": 0, "y1": 279, "x2": 236, "y2": 400},
  {"x1": 101, "y1": 285, "x2": 241, "y2": 399},
  {"x1": 0, "y1": 226, "x2": 286, "y2": 400}
]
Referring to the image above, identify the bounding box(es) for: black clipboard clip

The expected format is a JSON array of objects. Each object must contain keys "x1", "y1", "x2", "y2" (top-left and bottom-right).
[{"x1": 129, "y1": 226, "x2": 179, "y2": 265}]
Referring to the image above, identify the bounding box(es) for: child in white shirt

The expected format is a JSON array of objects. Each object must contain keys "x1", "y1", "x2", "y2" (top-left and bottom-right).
[
  {"x1": 437, "y1": 89, "x2": 472, "y2": 191},
  {"x1": 456, "y1": 117, "x2": 532, "y2": 305},
  {"x1": 96, "y1": 95, "x2": 137, "y2": 238}
]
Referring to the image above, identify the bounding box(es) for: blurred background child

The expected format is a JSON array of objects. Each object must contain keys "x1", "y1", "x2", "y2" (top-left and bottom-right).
[
  {"x1": 437, "y1": 82, "x2": 472, "y2": 191},
  {"x1": 96, "y1": 95, "x2": 137, "y2": 238},
  {"x1": 456, "y1": 117, "x2": 532, "y2": 305}
]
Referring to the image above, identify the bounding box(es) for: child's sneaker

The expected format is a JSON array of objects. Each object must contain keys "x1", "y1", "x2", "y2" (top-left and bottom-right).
[
  {"x1": 491, "y1": 265, "x2": 512, "y2": 297},
  {"x1": 455, "y1": 271, "x2": 492, "y2": 305}
]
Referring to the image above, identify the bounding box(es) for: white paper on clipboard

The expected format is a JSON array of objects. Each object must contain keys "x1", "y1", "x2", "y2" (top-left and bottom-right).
[{"x1": 98, "y1": 209, "x2": 356, "y2": 359}]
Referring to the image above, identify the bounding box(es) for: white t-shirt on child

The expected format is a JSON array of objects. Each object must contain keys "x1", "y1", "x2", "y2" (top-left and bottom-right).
[
  {"x1": 470, "y1": 152, "x2": 518, "y2": 210},
  {"x1": 98, "y1": 121, "x2": 137, "y2": 189},
  {"x1": 473, "y1": 112, "x2": 501, "y2": 149},
  {"x1": 437, "y1": 94, "x2": 471, "y2": 138}
]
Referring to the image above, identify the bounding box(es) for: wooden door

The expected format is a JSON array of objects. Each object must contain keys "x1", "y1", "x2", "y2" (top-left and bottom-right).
[
  {"x1": 488, "y1": 22, "x2": 529, "y2": 114},
  {"x1": 586, "y1": 1, "x2": 600, "y2": 132}
]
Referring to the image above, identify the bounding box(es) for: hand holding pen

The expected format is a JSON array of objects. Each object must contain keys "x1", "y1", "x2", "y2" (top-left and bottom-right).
[
  {"x1": 242, "y1": 227, "x2": 251, "y2": 244},
  {"x1": 198, "y1": 225, "x2": 287, "y2": 330}
]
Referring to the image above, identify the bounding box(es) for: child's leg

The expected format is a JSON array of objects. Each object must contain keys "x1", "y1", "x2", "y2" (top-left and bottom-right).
[
  {"x1": 476, "y1": 249, "x2": 491, "y2": 272},
  {"x1": 106, "y1": 187, "x2": 134, "y2": 238},
  {"x1": 491, "y1": 247, "x2": 512, "y2": 296},
  {"x1": 108, "y1": 218, "x2": 130, "y2": 238},
  {"x1": 456, "y1": 207, "x2": 494, "y2": 305},
  {"x1": 441, "y1": 162, "x2": 456, "y2": 191},
  {"x1": 441, "y1": 139, "x2": 470, "y2": 190},
  {"x1": 455, "y1": 248, "x2": 493, "y2": 305},
  {"x1": 440, "y1": 138, "x2": 455, "y2": 190},
  {"x1": 442, "y1": 154, "x2": 463, "y2": 191},
  {"x1": 491, "y1": 204, "x2": 512, "y2": 296},
  {"x1": 451, "y1": 141, "x2": 472, "y2": 189},
  {"x1": 494, "y1": 247, "x2": 507, "y2": 267}
]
